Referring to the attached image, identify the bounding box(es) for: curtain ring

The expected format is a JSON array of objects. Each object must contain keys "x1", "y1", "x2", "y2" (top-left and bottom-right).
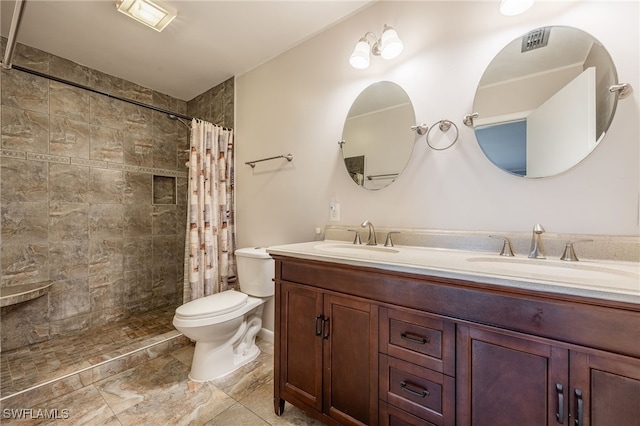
[{"x1": 426, "y1": 119, "x2": 459, "y2": 151}]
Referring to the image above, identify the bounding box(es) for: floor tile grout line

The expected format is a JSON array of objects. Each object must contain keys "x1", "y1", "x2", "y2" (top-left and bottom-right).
[{"x1": 0, "y1": 333, "x2": 185, "y2": 403}]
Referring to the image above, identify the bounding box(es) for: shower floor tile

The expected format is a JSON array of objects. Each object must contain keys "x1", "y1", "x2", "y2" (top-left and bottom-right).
[{"x1": 0, "y1": 306, "x2": 180, "y2": 399}]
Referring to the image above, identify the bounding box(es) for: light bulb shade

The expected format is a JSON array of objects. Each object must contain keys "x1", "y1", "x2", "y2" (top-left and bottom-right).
[
  {"x1": 380, "y1": 26, "x2": 403, "y2": 60},
  {"x1": 499, "y1": 0, "x2": 535, "y2": 16},
  {"x1": 349, "y1": 39, "x2": 371, "y2": 69}
]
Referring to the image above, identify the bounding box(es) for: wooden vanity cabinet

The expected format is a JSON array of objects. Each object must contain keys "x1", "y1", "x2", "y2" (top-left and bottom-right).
[
  {"x1": 275, "y1": 281, "x2": 378, "y2": 426},
  {"x1": 272, "y1": 255, "x2": 640, "y2": 426},
  {"x1": 456, "y1": 323, "x2": 640, "y2": 426}
]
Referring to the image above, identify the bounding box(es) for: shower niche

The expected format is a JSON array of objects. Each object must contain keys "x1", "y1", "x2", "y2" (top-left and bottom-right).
[{"x1": 152, "y1": 175, "x2": 177, "y2": 205}]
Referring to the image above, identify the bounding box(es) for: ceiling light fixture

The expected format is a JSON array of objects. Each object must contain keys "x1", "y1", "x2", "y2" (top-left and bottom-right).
[
  {"x1": 116, "y1": 0, "x2": 177, "y2": 32},
  {"x1": 349, "y1": 24, "x2": 404, "y2": 70},
  {"x1": 499, "y1": 0, "x2": 535, "y2": 16}
]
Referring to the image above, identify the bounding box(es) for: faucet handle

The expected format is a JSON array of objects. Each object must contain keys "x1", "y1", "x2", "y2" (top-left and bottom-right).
[
  {"x1": 560, "y1": 239, "x2": 593, "y2": 261},
  {"x1": 489, "y1": 235, "x2": 515, "y2": 257},
  {"x1": 384, "y1": 231, "x2": 400, "y2": 247},
  {"x1": 347, "y1": 229, "x2": 362, "y2": 245}
]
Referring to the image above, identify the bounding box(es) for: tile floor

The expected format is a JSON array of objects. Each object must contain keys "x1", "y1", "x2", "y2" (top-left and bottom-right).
[{"x1": 0, "y1": 308, "x2": 324, "y2": 425}]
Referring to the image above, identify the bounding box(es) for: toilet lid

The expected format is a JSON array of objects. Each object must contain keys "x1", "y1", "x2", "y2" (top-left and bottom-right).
[{"x1": 175, "y1": 290, "x2": 248, "y2": 320}]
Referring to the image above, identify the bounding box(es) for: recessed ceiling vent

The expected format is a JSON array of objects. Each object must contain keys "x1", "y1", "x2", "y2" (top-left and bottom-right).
[{"x1": 522, "y1": 27, "x2": 550, "y2": 52}]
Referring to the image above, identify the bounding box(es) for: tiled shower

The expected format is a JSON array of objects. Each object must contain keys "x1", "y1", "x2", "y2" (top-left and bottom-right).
[{"x1": 0, "y1": 38, "x2": 234, "y2": 399}]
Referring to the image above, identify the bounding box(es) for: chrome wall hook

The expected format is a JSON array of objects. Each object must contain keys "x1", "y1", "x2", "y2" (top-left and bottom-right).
[
  {"x1": 609, "y1": 83, "x2": 632, "y2": 99},
  {"x1": 463, "y1": 112, "x2": 478, "y2": 127},
  {"x1": 411, "y1": 124, "x2": 429, "y2": 135}
]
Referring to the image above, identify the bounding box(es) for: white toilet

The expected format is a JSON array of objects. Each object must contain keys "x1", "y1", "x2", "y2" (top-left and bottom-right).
[{"x1": 172, "y1": 247, "x2": 274, "y2": 382}]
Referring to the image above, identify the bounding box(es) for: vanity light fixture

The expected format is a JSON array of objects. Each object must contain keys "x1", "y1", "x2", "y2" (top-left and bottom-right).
[
  {"x1": 349, "y1": 24, "x2": 404, "y2": 69},
  {"x1": 116, "y1": 0, "x2": 177, "y2": 32},
  {"x1": 499, "y1": 0, "x2": 535, "y2": 16}
]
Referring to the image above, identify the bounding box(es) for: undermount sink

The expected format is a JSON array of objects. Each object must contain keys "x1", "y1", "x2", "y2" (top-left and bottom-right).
[
  {"x1": 313, "y1": 243, "x2": 400, "y2": 255},
  {"x1": 466, "y1": 257, "x2": 640, "y2": 282}
]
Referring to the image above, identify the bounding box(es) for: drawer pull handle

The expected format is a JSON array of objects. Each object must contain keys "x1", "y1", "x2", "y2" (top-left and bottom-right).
[
  {"x1": 555, "y1": 383, "x2": 564, "y2": 423},
  {"x1": 315, "y1": 315, "x2": 323, "y2": 336},
  {"x1": 574, "y1": 389, "x2": 583, "y2": 426},
  {"x1": 322, "y1": 317, "x2": 330, "y2": 339},
  {"x1": 401, "y1": 332, "x2": 430, "y2": 345},
  {"x1": 400, "y1": 381, "x2": 429, "y2": 398}
]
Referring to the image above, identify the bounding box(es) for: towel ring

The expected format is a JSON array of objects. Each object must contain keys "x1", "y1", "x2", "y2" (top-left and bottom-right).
[{"x1": 426, "y1": 120, "x2": 458, "y2": 151}]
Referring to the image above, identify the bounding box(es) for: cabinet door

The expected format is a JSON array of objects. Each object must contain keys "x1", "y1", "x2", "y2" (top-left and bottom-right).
[
  {"x1": 278, "y1": 282, "x2": 324, "y2": 411},
  {"x1": 323, "y1": 294, "x2": 378, "y2": 426},
  {"x1": 457, "y1": 325, "x2": 569, "y2": 426},
  {"x1": 570, "y1": 350, "x2": 640, "y2": 426}
]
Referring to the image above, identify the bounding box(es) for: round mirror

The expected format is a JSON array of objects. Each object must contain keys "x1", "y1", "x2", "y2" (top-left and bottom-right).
[
  {"x1": 472, "y1": 26, "x2": 620, "y2": 178},
  {"x1": 341, "y1": 81, "x2": 416, "y2": 190}
]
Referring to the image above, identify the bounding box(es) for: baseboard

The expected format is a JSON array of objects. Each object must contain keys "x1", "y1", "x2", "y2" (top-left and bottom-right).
[{"x1": 258, "y1": 328, "x2": 274, "y2": 343}]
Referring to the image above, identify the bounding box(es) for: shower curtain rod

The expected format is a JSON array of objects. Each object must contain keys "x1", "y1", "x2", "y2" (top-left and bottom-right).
[{"x1": 11, "y1": 64, "x2": 194, "y2": 122}]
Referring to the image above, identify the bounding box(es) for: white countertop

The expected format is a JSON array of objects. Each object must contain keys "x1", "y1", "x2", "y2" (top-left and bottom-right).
[{"x1": 267, "y1": 240, "x2": 640, "y2": 305}]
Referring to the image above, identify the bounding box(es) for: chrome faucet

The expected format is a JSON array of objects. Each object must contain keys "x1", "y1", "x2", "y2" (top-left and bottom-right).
[
  {"x1": 528, "y1": 224, "x2": 546, "y2": 259},
  {"x1": 361, "y1": 220, "x2": 377, "y2": 246}
]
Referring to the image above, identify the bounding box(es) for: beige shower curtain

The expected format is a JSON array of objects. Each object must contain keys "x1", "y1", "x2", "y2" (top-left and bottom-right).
[{"x1": 185, "y1": 119, "x2": 236, "y2": 301}]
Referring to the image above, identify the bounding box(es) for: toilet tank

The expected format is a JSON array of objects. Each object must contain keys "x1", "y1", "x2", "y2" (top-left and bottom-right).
[{"x1": 235, "y1": 247, "x2": 274, "y2": 297}]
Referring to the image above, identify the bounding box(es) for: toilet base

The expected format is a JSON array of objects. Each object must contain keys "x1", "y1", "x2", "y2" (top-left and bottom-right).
[{"x1": 188, "y1": 309, "x2": 263, "y2": 382}]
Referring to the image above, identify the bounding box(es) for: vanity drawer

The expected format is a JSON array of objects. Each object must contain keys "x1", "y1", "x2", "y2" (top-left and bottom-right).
[
  {"x1": 380, "y1": 355, "x2": 455, "y2": 426},
  {"x1": 379, "y1": 400, "x2": 437, "y2": 426},
  {"x1": 380, "y1": 307, "x2": 455, "y2": 376}
]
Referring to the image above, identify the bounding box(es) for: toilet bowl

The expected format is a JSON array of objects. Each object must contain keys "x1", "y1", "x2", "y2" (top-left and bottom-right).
[{"x1": 172, "y1": 247, "x2": 274, "y2": 382}]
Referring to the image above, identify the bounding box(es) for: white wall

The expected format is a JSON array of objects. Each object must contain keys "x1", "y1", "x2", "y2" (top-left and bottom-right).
[{"x1": 235, "y1": 1, "x2": 639, "y2": 249}]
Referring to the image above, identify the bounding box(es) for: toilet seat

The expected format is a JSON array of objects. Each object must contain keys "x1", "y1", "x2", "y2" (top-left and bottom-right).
[{"x1": 175, "y1": 290, "x2": 248, "y2": 320}]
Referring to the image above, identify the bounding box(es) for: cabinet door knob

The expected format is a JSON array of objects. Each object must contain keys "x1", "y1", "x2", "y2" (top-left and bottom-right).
[{"x1": 401, "y1": 332, "x2": 430, "y2": 345}]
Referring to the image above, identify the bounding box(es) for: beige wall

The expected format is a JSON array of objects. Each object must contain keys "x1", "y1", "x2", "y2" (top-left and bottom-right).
[{"x1": 235, "y1": 1, "x2": 640, "y2": 250}]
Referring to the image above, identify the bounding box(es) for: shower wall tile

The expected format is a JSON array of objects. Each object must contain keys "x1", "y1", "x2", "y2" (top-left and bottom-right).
[
  {"x1": 50, "y1": 56, "x2": 91, "y2": 87},
  {"x1": 124, "y1": 269, "x2": 153, "y2": 303},
  {"x1": 0, "y1": 69, "x2": 49, "y2": 114},
  {"x1": 13, "y1": 42, "x2": 50, "y2": 74},
  {"x1": 49, "y1": 163, "x2": 91, "y2": 203},
  {"x1": 1, "y1": 201, "x2": 49, "y2": 244},
  {"x1": 124, "y1": 238, "x2": 152, "y2": 272},
  {"x1": 0, "y1": 243, "x2": 48, "y2": 286},
  {"x1": 49, "y1": 81, "x2": 90, "y2": 122},
  {"x1": 0, "y1": 158, "x2": 48, "y2": 202},
  {"x1": 124, "y1": 204, "x2": 152, "y2": 237},
  {"x1": 90, "y1": 125, "x2": 124, "y2": 163},
  {"x1": 91, "y1": 94, "x2": 125, "y2": 130},
  {"x1": 49, "y1": 115, "x2": 91, "y2": 158},
  {"x1": 124, "y1": 172, "x2": 152, "y2": 204},
  {"x1": 49, "y1": 202, "x2": 90, "y2": 241},
  {"x1": 49, "y1": 240, "x2": 89, "y2": 281},
  {"x1": 49, "y1": 277, "x2": 91, "y2": 321},
  {"x1": 123, "y1": 81, "x2": 153, "y2": 104},
  {"x1": 90, "y1": 204, "x2": 124, "y2": 239},
  {"x1": 88, "y1": 239, "x2": 124, "y2": 284},
  {"x1": 152, "y1": 236, "x2": 178, "y2": 266},
  {"x1": 124, "y1": 132, "x2": 153, "y2": 167},
  {"x1": 1, "y1": 106, "x2": 49, "y2": 153},
  {"x1": 152, "y1": 206, "x2": 177, "y2": 236},
  {"x1": 89, "y1": 168, "x2": 124, "y2": 204},
  {"x1": 123, "y1": 103, "x2": 152, "y2": 134},
  {"x1": 90, "y1": 69, "x2": 125, "y2": 98},
  {"x1": 152, "y1": 264, "x2": 177, "y2": 299}
]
